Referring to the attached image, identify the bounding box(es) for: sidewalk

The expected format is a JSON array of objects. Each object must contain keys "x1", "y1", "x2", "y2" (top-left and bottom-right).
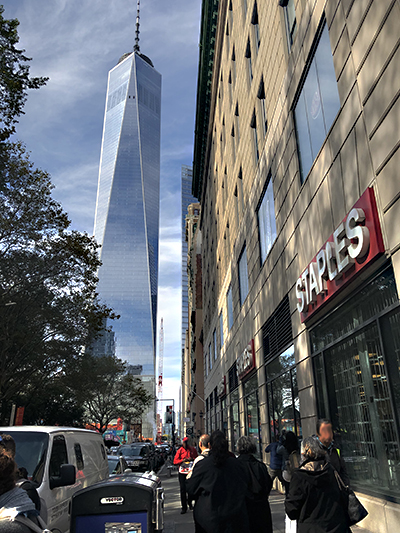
[
  {"x1": 158, "y1": 464, "x2": 286, "y2": 533},
  {"x1": 158, "y1": 465, "x2": 372, "y2": 533}
]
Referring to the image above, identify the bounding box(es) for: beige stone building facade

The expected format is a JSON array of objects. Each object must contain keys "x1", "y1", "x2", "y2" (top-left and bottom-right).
[
  {"x1": 181, "y1": 203, "x2": 205, "y2": 443},
  {"x1": 192, "y1": 0, "x2": 400, "y2": 529}
]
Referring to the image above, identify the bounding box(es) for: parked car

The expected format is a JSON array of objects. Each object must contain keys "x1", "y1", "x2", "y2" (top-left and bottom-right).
[
  {"x1": 107, "y1": 455, "x2": 130, "y2": 476},
  {"x1": 109, "y1": 446, "x2": 120, "y2": 456},
  {"x1": 0, "y1": 426, "x2": 108, "y2": 533},
  {"x1": 117, "y1": 444, "x2": 152, "y2": 472}
]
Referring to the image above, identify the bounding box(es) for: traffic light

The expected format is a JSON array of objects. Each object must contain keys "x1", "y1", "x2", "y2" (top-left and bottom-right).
[{"x1": 165, "y1": 405, "x2": 173, "y2": 424}]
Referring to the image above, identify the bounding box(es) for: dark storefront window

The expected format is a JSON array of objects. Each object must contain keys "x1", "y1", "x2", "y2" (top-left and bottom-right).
[
  {"x1": 311, "y1": 266, "x2": 400, "y2": 500},
  {"x1": 263, "y1": 295, "x2": 300, "y2": 441},
  {"x1": 244, "y1": 375, "x2": 261, "y2": 457},
  {"x1": 266, "y1": 345, "x2": 301, "y2": 440},
  {"x1": 230, "y1": 389, "x2": 240, "y2": 452},
  {"x1": 228, "y1": 362, "x2": 240, "y2": 451}
]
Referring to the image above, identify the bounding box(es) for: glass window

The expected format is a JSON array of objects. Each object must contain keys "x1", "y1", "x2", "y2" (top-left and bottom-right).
[
  {"x1": 49, "y1": 435, "x2": 68, "y2": 478},
  {"x1": 244, "y1": 375, "x2": 261, "y2": 457},
  {"x1": 266, "y1": 346, "x2": 302, "y2": 440},
  {"x1": 320, "y1": 324, "x2": 400, "y2": 497},
  {"x1": 220, "y1": 312, "x2": 224, "y2": 348},
  {"x1": 213, "y1": 329, "x2": 217, "y2": 361},
  {"x1": 294, "y1": 24, "x2": 340, "y2": 182},
  {"x1": 250, "y1": 109, "x2": 259, "y2": 162},
  {"x1": 238, "y1": 246, "x2": 249, "y2": 306},
  {"x1": 311, "y1": 266, "x2": 400, "y2": 499},
  {"x1": 5, "y1": 431, "x2": 48, "y2": 486},
  {"x1": 74, "y1": 443, "x2": 84, "y2": 471},
  {"x1": 283, "y1": 0, "x2": 296, "y2": 49},
  {"x1": 251, "y1": 2, "x2": 260, "y2": 52},
  {"x1": 245, "y1": 38, "x2": 253, "y2": 83},
  {"x1": 227, "y1": 285, "x2": 234, "y2": 330},
  {"x1": 230, "y1": 388, "x2": 240, "y2": 452},
  {"x1": 209, "y1": 342, "x2": 213, "y2": 371},
  {"x1": 258, "y1": 176, "x2": 277, "y2": 263}
]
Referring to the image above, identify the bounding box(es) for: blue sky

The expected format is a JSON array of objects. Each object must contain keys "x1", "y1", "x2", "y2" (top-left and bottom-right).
[{"x1": 3, "y1": 0, "x2": 201, "y2": 411}]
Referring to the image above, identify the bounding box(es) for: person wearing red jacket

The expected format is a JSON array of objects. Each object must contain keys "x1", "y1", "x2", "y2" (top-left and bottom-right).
[{"x1": 173, "y1": 437, "x2": 198, "y2": 514}]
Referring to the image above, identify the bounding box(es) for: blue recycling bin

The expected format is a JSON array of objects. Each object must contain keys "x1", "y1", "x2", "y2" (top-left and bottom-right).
[{"x1": 70, "y1": 472, "x2": 164, "y2": 533}]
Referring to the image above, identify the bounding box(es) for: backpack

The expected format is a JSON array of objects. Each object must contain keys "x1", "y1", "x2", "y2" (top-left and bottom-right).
[{"x1": 283, "y1": 450, "x2": 300, "y2": 483}]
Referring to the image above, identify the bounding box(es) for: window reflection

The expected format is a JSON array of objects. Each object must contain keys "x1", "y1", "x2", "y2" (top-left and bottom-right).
[{"x1": 294, "y1": 24, "x2": 340, "y2": 182}]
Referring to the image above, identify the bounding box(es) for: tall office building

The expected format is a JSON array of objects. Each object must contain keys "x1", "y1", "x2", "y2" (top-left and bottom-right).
[
  {"x1": 181, "y1": 166, "x2": 196, "y2": 356},
  {"x1": 93, "y1": 8, "x2": 161, "y2": 438}
]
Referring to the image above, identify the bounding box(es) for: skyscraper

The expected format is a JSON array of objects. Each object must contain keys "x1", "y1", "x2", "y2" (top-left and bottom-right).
[
  {"x1": 181, "y1": 166, "x2": 196, "y2": 357},
  {"x1": 93, "y1": 6, "x2": 161, "y2": 438}
]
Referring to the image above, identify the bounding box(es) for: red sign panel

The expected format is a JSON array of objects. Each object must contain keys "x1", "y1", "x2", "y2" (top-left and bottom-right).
[
  {"x1": 296, "y1": 187, "x2": 384, "y2": 322},
  {"x1": 15, "y1": 407, "x2": 25, "y2": 426}
]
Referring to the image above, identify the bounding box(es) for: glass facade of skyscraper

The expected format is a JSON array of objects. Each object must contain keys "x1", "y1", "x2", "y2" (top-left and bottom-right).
[
  {"x1": 181, "y1": 166, "x2": 196, "y2": 356},
  {"x1": 93, "y1": 51, "x2": 161, "y2": 437}
]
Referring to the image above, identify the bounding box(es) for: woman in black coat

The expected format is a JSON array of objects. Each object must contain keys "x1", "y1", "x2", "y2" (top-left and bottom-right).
[
  {"x1": 236, "y1": 436, "x2": 273, "y2": 533},
  {"x1": 186, "y1": 430, "x2": 251, "y2": 533},
  {"x1": 285, "y1": 436, "x2": 350, "y2": 533}
]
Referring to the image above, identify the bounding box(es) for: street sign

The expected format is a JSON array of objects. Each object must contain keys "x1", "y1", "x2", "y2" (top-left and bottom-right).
[{"x1": 186, "y1": 428, "x2": 193, "y2": 436}]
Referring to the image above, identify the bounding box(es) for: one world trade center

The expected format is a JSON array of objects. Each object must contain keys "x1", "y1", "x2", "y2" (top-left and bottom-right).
[{"x1": 93, "y1": 6, "x2": 161, "y2": 438}]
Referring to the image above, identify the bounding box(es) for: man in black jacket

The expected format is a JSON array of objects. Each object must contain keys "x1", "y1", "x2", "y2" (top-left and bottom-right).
[{"x1": 316, "y1": 419, "x2": 350, "y2": 486}]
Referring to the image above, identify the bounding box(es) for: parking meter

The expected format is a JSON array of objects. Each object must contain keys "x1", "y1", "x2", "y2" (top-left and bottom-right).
[{"x1": 70, "y1": 472, "x2": 164, "y2": 533}]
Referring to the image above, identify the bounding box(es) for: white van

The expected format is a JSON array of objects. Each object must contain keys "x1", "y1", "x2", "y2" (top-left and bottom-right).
[{"x1": 0, "y1": 426, "x2": 109, "y2": 533}]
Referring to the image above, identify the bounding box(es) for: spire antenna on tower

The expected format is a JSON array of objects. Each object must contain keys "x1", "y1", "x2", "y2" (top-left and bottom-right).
[{"x1": 134, "y1": 0, "x2": 140, "y2": 52}]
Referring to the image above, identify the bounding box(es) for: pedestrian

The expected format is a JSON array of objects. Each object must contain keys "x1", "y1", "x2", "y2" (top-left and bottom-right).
[
  {"x1": 285, "y1": 436, "x2": 350, "y2": 533},
  {"x1": 265, "y1": 434, "x2": 284, "y2": 486},
  {"x1": 277, "y1": 431, "x2": 300, "y2": 493},
  {"x1": 236, "y1": 436, "x2": 273, "y2": 533},
  {"x1": 173, "y1": 436, "x2": 198, "y2": 514},
  {"x1": 187, "y1": 430, "x2": 251, "y2": 533},
  {"x1": 0, "y1": 440, "x2": 41, "y2": 533},
  {"x1": 315, "y1": 418, "x2": 350, "y2": 485},
  {"x1": 277, "y1": 431, "x2": 300, "y2": 533},
  {"x1": 0, "y1": 435, "x2": 40, "y2": 512},
  {"x1": 186, "y1": 434, "x2": 210, "y2": 479}
]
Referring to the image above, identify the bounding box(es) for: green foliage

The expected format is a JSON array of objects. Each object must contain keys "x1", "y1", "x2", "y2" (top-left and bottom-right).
[
  {"x1": 69, "y1": 354, "x2": 154, "y2": 434},
  {"x1": 0, "y1": 142, "x2": 117, "y2": 422},
  {"x1": 0, "y1": 5, "x2": 48, "y2": 141}
]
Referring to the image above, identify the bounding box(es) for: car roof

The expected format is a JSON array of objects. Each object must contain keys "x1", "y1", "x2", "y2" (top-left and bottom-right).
[{"x1": 0, "y1": 426, "x2": 100, "y2": 435}]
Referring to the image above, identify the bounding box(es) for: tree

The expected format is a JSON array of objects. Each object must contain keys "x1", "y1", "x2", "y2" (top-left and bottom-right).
[
  {"x1": 0, "y1": 6, "x2": 47, "y2": 142},
  {"x1": 0, "y1": 142, "x2": 116, "y2": 422},
  {"x1": 70, "y1": 354, "x2": 154, "y2": 434}
]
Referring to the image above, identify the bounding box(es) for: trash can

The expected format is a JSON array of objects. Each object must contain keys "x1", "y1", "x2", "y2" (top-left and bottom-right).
[{"x1": 70, "y1": 472, "x2": 164, "y2": 533}]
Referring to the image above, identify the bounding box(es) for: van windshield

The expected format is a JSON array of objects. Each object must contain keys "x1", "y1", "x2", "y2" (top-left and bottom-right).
[{"x1": 4, "y1": 431, "x2": 49, "y2": 486}]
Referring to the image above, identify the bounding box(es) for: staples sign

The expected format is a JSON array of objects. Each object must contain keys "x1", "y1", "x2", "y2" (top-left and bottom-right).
[
  {"x1": 237, "y1": 339, "x2": 255, "y2": 379},
  {"x1": 296, "y1": 187, "x2": 384, "y2": 322}
]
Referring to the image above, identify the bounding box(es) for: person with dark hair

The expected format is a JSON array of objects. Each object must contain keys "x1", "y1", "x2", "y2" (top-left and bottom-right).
[
  {"x1": 285, "y1": 436, "x2": 350, "y2": 532},
  {"x1": 173, "y1": 436, "x2": 198, "y2": 514},
  {"x1": 236, "y1": 436, "x2": 273, "y2": 533},
  {"x1": 0, "y1": 441, "x2": 41, "y2": 533},
  {"x1": 277, "y1": 431, "x2": 300, "y2": 533},
  {"x1": 186, "y1": 434, "x2": 211, "y2": 480},
  {"x1": 277, "y1": 431, "x2": 300, "y2": 491},
  {"x1": 316, "y1": 419, "x2": 350, "y2": 486},
  {"x1": 0, "y1": 435, "x2": 41, "y2": 513},
  {"x1": 265, "y1": 434, "x2": 284, "y2": 485},
  {"x1": 187, "y1": 430, "x2": 251, "y2": 533}
]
